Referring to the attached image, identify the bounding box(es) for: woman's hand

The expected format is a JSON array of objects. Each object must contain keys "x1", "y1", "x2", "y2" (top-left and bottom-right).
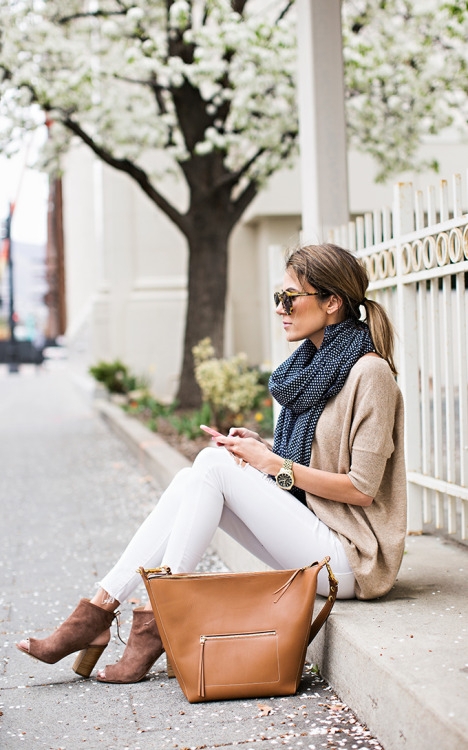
[
  {"x1": 215, "y1": 433, "x2": 279, "y2": 475},
  {"x1": 228, "y1": 427, "x2": 273, "y2": 449},
  {"x1": 227, "y1": 427, "x2": 260, "y2": 441}
]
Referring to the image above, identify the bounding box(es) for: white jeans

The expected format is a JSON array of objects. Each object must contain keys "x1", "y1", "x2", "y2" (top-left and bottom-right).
[{"x1": 99, "y1": 447, "x2": 355, "y2": 601}]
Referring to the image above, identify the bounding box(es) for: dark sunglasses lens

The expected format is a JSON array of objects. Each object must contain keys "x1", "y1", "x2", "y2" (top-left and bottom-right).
[{"x1": 274, "y1": 291, "x2": 293, "y2": 314}]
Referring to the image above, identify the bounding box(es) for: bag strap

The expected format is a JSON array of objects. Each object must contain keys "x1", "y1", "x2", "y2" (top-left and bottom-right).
[{"x1": 308, "y1": 559, "x2": 339, "y2": 644}]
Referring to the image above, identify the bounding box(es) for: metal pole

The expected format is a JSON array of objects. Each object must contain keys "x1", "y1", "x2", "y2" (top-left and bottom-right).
[{"x1": 6, "y1": 203, "x2": 19, "y2": 373}]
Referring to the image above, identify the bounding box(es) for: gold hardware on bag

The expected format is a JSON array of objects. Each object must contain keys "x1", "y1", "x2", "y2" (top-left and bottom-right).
[
  {"x1": 138, "y1": 565, "x2": 172, "y2": 576},
  {"x1": 325, "y1": 560, "x2": 337, "y2": 584},
  {"x1": 325, "y1": 560, "x2": 339, "y2": 601}
]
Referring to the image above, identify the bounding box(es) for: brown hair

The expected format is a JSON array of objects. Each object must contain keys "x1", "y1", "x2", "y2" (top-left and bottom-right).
[{"x1": 286, "y1": 243, "x2": 397, "y2": 375}]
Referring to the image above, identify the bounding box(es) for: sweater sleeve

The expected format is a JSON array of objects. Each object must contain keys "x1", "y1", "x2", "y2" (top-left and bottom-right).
[{"x1": 347, "y1": 362, "x2": 399, "y2": 498}]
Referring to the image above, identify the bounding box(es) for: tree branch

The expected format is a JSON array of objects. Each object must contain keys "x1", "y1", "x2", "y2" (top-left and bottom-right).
[
  {"x1": 55, "y1": 9, "x2": 128, "y2": 25},
  {"x1": 231, "y1": 180, "x2": 258, "y2": 223},
  {"x1": 113, "y1": 67, "x2": 172, "y2": 118},
  {"x1": 213, "y1": 146, "x2": 266, "y2": 192},
  {"x1": 62, "y1": 115, "x2": 189, "y2": 235},
  {"x1": 231, "y1": 0, "x2": 248, "y2": 16},
  {"x1": 0, "y1": 64, "x2": 12, "y2": 83},
  {"x1": 113, "y1": 72, "x2": 170, "y2": 115},
  {"x1": 229, "y1": 127, "x2": 297, "y2": 220},
  {"x1": 276, "y1": 1, "x2": 294, "y2": 24}
]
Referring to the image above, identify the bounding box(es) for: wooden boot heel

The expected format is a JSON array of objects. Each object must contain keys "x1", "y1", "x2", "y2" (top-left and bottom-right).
[{"x1": 73, "y1": 644, "x2": 108, "y2": 678}]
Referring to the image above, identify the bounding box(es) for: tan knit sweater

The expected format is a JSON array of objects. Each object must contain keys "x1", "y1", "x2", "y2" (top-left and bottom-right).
[{"x1": 306, "y1": 354, "x2": 407, "y2": 600}]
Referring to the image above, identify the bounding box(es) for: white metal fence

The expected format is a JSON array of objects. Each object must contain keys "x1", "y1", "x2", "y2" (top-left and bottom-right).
[{"x1": 328, "y1": 173, "x2": 468, "y2": 544}]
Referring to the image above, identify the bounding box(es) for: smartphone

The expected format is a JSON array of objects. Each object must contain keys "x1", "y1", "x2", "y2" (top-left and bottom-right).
[{"x1": 200, "y1": 424, "x2": 225, "y2": 439}]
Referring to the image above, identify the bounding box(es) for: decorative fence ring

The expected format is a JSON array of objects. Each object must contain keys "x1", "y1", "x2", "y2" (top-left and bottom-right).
[
  {"x1": 401, "y1": 243, "x2": 412, "y2": 274},
  {"x1": 422, "y1": 236, "x2": 436, "y2": 269},
  {"x1": 377, "y1": 251, "x2": 388, "y2": 279},
  {"x1": 448, "y1": 228, "x2": 463, "y2": 263},
  {"x1": 462, "y1": 225, "x2": 468, "y2": 260},
  {"x1": 436, "y1": 232, "x2": 449, "y2": 266},
  {"x1": 388, "y1": 247, "x2": 397, "y2": 277},
  {"x1": 363, "y1": 256, "x2": 372, "y2": 280},
  {"x1": 411, "y1": 240, "x2": 423, "y2": 272},
  {"x1": 367, "y1": 253, "x2": 379, "y2": 281}
]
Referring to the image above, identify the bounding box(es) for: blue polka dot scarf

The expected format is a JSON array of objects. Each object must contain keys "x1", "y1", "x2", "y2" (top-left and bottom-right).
[{"x1": 269, "y1": 318, "x2": 374, "y2": 503}]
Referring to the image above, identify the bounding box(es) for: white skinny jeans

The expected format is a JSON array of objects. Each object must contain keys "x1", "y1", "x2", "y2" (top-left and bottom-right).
[{"x1": 99, "y1": 447, "x2": 355, "y2": 601}]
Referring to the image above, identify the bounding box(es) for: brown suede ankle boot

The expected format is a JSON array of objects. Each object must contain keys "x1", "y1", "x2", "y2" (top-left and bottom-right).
[
  {"x1": 96, "y1": 608, "x2": 164, "y2": 683},
  {"x1": 16, "y1": 598, "x2": 116, "y2": 677}
]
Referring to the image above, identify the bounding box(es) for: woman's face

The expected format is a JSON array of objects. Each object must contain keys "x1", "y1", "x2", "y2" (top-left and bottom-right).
[{"x1": 276, "y1": 269, "x2": 345, "y2": 348}]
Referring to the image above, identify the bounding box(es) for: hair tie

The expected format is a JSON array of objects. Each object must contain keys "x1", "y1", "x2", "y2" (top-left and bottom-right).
[{"x1": 360, "y1": 298, "x2": 367, "y2": 305}]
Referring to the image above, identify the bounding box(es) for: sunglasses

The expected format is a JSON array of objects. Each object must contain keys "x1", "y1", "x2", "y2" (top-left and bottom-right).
[{"x1": 273, "y1": 290, "x2": 319, "y2": 315}]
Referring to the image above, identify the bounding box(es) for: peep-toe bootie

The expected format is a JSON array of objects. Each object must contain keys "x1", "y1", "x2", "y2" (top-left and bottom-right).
[
  {"x1": 96, "y1": 607, "x2": 164, "y2": 684},
  {"x1": 16, "y1": 598, "x2": 116, "y2": 677}
]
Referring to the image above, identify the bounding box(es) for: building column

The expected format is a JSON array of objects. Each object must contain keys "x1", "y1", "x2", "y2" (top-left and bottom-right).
[{"x1": 296, "y1": 0, "x2": 349, "y2": 242}]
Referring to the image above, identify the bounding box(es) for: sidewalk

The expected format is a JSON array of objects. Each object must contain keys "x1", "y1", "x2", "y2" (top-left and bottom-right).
[
  {"x1": 96, "y1": 381, "x2": 468, "y2": 750},
  {"x1": 1, "y1": 365, "x2": 385, "y2": 750}
]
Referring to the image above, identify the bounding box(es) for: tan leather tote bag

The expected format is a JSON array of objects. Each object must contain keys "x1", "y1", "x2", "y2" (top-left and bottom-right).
[{"x1": 140, "y1": 557, "x2": 338, "y2": 703}]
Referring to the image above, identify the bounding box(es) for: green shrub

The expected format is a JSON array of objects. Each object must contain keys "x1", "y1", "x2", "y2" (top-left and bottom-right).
[
  {"x1": 192, "y1": 338, "x2": 264, "y2": 433},
  {"x1": 89, "y1": 359, "x2": 145, "y2": 394}
]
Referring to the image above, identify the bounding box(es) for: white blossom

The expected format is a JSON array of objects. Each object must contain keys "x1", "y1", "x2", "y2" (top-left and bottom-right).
[
  {"x1": 341, "y1": 0, "x2": 465, "y2": 179},
  {"x1": 0, "y1": 0, "x2": 298, "y2": 187}
]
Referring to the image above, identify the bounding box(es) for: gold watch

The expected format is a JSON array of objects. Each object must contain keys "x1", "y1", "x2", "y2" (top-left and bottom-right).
[{"x1": 275, "y1": 458, "x2": 295, "y2": 490}]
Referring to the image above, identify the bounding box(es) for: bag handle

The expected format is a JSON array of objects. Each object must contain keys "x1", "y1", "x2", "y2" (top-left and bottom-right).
[{"x1": 308, "y1": 558, "x2": 339, "y2": 644}]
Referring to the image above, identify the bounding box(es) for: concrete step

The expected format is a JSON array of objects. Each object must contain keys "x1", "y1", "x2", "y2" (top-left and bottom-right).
[
  {"x1": 309, "y1": 533, "x2": 467, "y2": 750},
  {"x1": 95, "y1": 397, "x2": 468, "y2": 750}
]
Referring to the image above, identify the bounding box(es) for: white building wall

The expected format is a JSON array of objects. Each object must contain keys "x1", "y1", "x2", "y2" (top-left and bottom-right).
[
  {"x1": 63, "y1": 144, "x2": 190, "y2": 396},
  {"x1": 348, "y1": 140, "x2": 468, "y2": 215}
]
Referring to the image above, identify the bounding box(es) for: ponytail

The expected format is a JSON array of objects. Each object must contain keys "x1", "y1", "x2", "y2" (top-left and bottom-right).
[{"x1": 362, "y1": 298, "x2": 397, "y2": 376}]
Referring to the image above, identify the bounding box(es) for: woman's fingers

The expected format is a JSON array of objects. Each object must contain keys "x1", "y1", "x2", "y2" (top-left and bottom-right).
[
  {"x1": 228, "y1": 427, "x2": 247, "y2": 438},
  {"x1": 228, "y1": 427, "x2": 261, "y2": 441}
]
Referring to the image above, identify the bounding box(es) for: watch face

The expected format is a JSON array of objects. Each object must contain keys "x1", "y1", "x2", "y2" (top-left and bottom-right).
[{"x1": 277, "y1": 471, "x2": 294, "y2": 489}]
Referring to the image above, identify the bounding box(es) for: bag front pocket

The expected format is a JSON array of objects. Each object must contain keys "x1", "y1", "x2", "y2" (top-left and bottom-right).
[{"x1": 198, "y1": 630, "x2": 279, "y2": 698}]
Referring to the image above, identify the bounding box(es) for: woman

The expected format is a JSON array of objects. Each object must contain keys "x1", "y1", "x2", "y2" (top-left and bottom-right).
[{"x1": 17, "y1": 243, "x2": 407, "y2": 684}]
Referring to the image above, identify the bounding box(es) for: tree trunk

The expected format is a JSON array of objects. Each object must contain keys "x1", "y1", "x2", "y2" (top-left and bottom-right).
[{"x1": 176, "y1": 215, "x2": 231, "y2": 408}]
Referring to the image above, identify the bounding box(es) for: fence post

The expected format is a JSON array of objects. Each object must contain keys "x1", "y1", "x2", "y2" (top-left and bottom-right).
[{"x1": 393, "y1": 183, "x2": 423, "y2": 533}]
